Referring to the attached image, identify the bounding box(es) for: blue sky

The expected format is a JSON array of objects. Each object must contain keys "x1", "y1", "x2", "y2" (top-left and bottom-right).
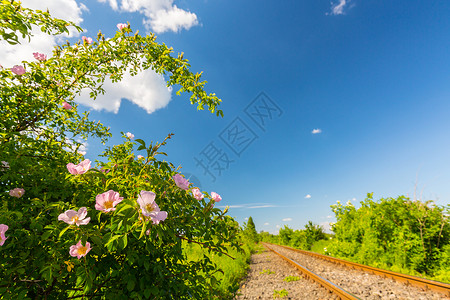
[{"x1": 3, "y1": 0, "x2": 450, "y2": 234}]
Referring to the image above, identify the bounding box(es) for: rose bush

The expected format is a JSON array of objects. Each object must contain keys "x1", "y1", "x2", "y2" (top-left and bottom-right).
[{"x1": 0, "y1": 1, "x2": 239, "y2": 298}]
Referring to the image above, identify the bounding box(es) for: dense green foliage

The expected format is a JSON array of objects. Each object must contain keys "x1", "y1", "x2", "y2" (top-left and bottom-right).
[
  {"x1": 0, "y1": 1, "x2": 239, "y2": 298},
  {"x1": 260, "y1": 221, "x2": 327, "y2": 251},
  {"x1": 328, "y1": 194, "x2": 450, "y2": 282},
  {"x1": 259, "y1": 194, "x2": 450, "y2": 283}
]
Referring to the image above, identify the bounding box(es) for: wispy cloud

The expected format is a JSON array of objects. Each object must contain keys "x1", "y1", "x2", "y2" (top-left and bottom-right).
[
  {"x1": 276, "y1": 225, "x2": 281, "y2": 228},
  {"x1": 218, "y1": 203, "x2": 277, "y2": 209},
  {"x1": 282, "y1": 218, "x2": 292, "y2": 222},
  {"x1": 328, "y1": 0, "x2": 349, "y2": 16},
  {"x1": 264, "y1": 222, "x2": 269, "y2": 226},
  {"x1": 305, "y1": 194, "x2": 311, "y2": 199},
  {"x1": 312, "y1": 128, "x2": 322, "y2": 134},
  {"x1": 326, "y1": 215, "x2": 333, "y2": 219}
]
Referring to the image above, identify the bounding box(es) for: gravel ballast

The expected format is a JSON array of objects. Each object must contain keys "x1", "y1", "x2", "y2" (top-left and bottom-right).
[
  {"x1": 269, "y1": 244, "x2": 450, "y2": 300},
  {"x1": 234, "y1": 247, "x2": 334, "y2": 299}
]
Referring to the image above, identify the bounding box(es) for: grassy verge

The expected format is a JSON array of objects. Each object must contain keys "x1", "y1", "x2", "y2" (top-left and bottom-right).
[{"x1": 183, "y1": 238, "x2": 257, "y2": 299}]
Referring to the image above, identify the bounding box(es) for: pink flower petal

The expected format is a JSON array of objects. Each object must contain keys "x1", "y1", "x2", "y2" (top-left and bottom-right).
[
  {"x1": 11, "y1": 65, "x2": 25, "y2": 75},
  {"x1": 33, "y1": 52, "x2": 47, "y2": 61},
  {"x1": 82, "y1": 36, "x2": 93, "y2": 44},
  {"x1": 0, "y1": 224, "x2": 8, "y2": 246},
  {"x1": 62, "y1": 102, "x2": 72, "y2": 110},
  {"x1": 117, "y1": 23, "x2": 127, "y2": 30},
  {"x1": 211, "y1": 192, "x2": 222, "y2": 202},
  {"x1": 173, "y1": 174, "x2": 190, "y2": 190}
]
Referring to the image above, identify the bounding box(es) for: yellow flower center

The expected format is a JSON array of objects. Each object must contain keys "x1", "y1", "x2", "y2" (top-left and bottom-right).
[
  {"x1": 145, "y1": 204, "x2": 154, "y2": 212},
  {"x1": 72, "y1": 216, "x2": 79, "y2": 223},
  {"x1": 78, "y1": 246, "x2": 87, "y2": 256},
  {"x1": 104, "y1": 200, "x2": 113, "y2": 209}
]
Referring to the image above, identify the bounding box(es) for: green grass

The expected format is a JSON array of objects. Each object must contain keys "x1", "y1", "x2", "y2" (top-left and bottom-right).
[
  {"x1": 259, "y1": 269, "x2": 275, "y2": 275},
  {"x1": 310, "y1": 239, "x2": 332, "y2": 254},
  {"x1": 273, "y1": 289, "x2": 288, "y2": 298},
  {"x1": 183, "y1": 239, "x2": 256, "y2": 298},
  {"x1": 283, "y1": 276, "x2": 300, "y2": 282}
]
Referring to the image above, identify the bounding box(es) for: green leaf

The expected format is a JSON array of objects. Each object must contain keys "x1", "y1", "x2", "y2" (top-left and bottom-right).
[
  {"x1": 105, "y1": 235, "x2": 121, "y2": 248},
  {"x1": 118, "y1": 234, "x2": 128, "y2": 250},
  {"x1": 58, "y1": 225, "x2": 71, "y2": 239},
  {"x1": 139, "y1": 222, "x2": 147, "y2": 240},
  {"x1": 127, "y1": 279, "x2": 135, "y2": 292},
  {"x1": 42, "y1": 230, "x2": 52, "y2": 240},
  {"x1": 116, "y1": 204, "x2": 134, "y2": 215}
]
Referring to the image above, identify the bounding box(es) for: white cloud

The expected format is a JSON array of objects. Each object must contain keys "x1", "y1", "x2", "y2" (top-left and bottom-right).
[
  {"x1": 326, "y1": 215, "x2": 333, "y2": 219},
  {"x1": 1, "y1": 0, "x2": 174, "y2": 115},
  {"x1": 244, "y1": 217, "x2": 248, "y2": 221},
  {"x1": 305, "y1": 194, "x2": 311, "y2": 199},
  {"x1": 282, "y1": 218, "x2": 292, "y2": 222},
  {"x1": 98, "y1": 0, "x2": 199, "y2": 33},
  {"x1": 312, "y1": 128, "x2": 322, "y2": 134},
  {"x1": 76, "y1": 69, "x2": 172, "y2": 114},
  {"x1": 328, "y1": 0, "x2": 349, "y2": 16},
  {"x1": 264, "y1": 222, "x2": 269, "y2": 226},
  {"x1": 147, "y1": 6, "x2": 198, "y2": 33},
  {"x1": 276, "y1": 225, "x2": 281, "y2": 228}
]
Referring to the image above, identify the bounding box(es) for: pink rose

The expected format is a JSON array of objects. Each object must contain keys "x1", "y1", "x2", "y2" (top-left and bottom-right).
[
  {"x1": 136, "y1": 191, "x2": 168, "y2": 225},
  {"x1": 211, "y1": 192, "x2": 222, "y2": 202},
  {"x1": 66, "y1": 159, "x2": 91, "y2": 175},
  {"x1": 33, "y1": 52, "x2": 47, "y2": 61},
  {"x1": 69, "y1": 240, "x2": 91, "y2": 259},
  {"x1": 191, "y1": 188, "x2": 204, "y2": 201},
  {"x1": 95, "y1": 190, "x2": 123, "y2": 213},
  {"x1": 62, "y1": 102, "x2": 72, "y2": 110},
  {"x1": 9, "y1": 188, "x2": 25, "y2": 198},
  {"x1": 82, "y1": 36, "x2": 93, "y2": 44},
  {"x1": 0, "y1": 224, "x2": 8, "y2": 246},
  {"x1": 173, "y1": 174, "x2": 190, "y2": 190},
  {"x1": 117, "y1": 23, "x2": 127, "y2": 30},
  {"x1": 11, "y1": 65, "x2": 25, "y2": 75},
  {"x1": 58, "y1": 207, "x2": 90, "y2": 226}
]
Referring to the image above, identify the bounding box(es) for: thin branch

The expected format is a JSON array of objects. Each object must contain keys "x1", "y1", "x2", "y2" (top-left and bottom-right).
[{"x1": 175, "y1": 234, "x2": 235, "y2": 259}]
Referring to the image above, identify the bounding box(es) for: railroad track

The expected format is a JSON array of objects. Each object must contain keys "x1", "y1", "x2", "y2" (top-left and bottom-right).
[{"x1": 263, "y1": 242, "x2": 450, "y2": 300}]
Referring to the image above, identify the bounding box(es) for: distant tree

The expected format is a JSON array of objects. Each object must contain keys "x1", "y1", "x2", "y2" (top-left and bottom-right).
[
  {"x1": 279, "y1": 225, "x2": 294, "y2": 245},
  {"x1": 304, "y1": 221, "x2": 326, "y2": 249},
  {"x1": 243, "y1": 216, "x2": 259, "y2": 243}
]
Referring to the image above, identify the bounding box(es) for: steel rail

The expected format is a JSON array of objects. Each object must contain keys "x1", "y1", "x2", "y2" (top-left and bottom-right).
[
  {"x1": 263, "y1": 243, "x2": 360, "y2": 300},
  {"x1": 268, "y1": 242, "x2": 450, "y2": 297}
]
